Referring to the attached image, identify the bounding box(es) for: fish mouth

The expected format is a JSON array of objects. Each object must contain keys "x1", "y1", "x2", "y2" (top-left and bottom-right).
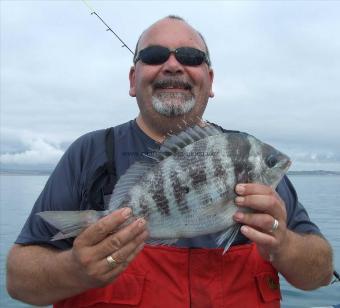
[
  {"x1": 268, "y1": 157, "x2": 292, "y2": 188},
  {"x1": 281, "y1": 157, "x2": 292, "y2": 173}
]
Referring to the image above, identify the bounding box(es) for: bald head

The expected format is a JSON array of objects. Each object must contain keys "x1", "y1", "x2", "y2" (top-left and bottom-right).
[{"x1": 133, "y1": 16, "x2": 211, "y2": 66}]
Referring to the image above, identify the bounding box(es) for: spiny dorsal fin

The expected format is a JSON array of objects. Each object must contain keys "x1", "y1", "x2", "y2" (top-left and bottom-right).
[
  {"x1": 109, "y1": 160, "x2": 155, "y2": 209},
  {"x1": 154, "y1": 123, "x2": 223, "y2": 161}
]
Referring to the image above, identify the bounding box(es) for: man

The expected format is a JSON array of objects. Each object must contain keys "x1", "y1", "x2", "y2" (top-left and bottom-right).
[{"x1": 7, "y1": 16, "x2": 333, "y2": 307}]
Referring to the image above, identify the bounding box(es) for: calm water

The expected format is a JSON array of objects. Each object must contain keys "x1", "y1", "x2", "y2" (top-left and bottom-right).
[{"x1": 0, "y1": 174, "x2": 339, "y2": 307}]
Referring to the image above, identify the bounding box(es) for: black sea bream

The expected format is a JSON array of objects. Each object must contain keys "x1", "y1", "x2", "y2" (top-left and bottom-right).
[{"x1": 38, "y1": 124, "x2": 291, "y2": 252}]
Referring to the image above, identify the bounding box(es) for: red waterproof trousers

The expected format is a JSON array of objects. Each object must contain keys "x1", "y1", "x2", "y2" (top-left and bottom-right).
[{"x1": 55, "y1": 243, "x2": 281, "y2": 308}]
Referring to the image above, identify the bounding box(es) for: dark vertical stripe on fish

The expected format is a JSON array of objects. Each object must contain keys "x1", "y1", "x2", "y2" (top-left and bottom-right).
[
  {"x1": 170, "y1": 170, "x2": 190, "y2": 214},
  {"x1": 150, "y1": 168, "x2": 170, "y2": 216},
  {"x1": 212, "y1": 154, "x2": 226, "y2": 178},
  {"x1": 189, "y1": 141, "x2": 208, "y2": 189},
  {"x1": 228, "y1": 133, "x2": 252, "y2": 183},
  {"x1": 138, "y1": 195, "x2": 151, "y2": 218},
  {"x1": 211, "y1": 150, "x2": 235, "y2": 201}
]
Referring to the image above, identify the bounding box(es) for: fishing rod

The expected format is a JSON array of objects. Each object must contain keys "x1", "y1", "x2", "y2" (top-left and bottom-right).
[{"x1": 81, "y1": 0, "x2": 134, "y2": 55}]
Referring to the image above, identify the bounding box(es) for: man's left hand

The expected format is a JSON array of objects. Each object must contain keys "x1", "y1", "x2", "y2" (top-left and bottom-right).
[{"x1": 233, "y1": 183, "x2": 289, "y2": 262}]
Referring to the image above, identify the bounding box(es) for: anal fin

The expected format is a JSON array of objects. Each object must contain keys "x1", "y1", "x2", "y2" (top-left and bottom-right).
[{"x1": 215, "y1": 224, "x2": 241, "y2": 254}]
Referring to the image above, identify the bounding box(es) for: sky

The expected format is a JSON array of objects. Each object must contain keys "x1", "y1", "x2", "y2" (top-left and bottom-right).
[{"x1": 1, "y1": 0, "x2": 340, "y2": 171}]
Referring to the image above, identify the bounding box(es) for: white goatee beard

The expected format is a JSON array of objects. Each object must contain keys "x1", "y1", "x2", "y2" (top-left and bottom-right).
[{"x1": 151, "y1": 92, "x2": 195, "y2": 117}]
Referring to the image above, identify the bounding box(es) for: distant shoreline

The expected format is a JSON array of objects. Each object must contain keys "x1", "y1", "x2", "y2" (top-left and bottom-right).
[
  {"x1": 287, "y1": 170, "x2": 340, "y2": 176},
  {"x1": 0, "y1": 170, "x2": 52, "y2": 176},
  {"x1": 1, "y1": 169, "x2": 340, "y2": 176}
]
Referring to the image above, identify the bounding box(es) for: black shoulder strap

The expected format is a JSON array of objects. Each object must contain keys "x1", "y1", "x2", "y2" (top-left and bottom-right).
[
  {"x1": 86, "y1": 127, "x2": 116, "y2": 210},
  {"x1": 105, "y1": 127, "x2": 115, "y2": 175}
]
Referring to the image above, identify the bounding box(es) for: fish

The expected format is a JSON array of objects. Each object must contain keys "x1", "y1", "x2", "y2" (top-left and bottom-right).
[{"x1": 37, "y1": 123, "x2": 291, "y2": 253}]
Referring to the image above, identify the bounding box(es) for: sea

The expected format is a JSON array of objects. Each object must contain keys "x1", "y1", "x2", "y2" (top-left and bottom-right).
[{"x1": 0, "y1": 173, "x2": 339, "y2": 307}]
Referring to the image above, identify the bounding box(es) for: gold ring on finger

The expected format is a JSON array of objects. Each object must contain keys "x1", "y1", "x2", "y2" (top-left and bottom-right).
[{"x1": 106, "y1": 255, "x2": 118, "y2": 269}]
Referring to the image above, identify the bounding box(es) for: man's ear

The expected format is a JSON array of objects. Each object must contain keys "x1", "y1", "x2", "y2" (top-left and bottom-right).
[
  {"x1": 129, "y1": 66, "x2": 136, "y2": 97},
  {"x1": 209, "y1": 68, "x2": 214, "y2": 98}
]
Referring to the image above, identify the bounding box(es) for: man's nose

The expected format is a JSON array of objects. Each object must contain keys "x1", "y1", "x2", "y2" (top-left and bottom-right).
[{"x1": 161, "y1": 53, "x2": 184, "y2": 75}]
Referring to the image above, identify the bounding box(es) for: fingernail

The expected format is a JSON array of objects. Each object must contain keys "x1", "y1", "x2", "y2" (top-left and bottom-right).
[
  {"x1": 235, "y1": 196, "x2": 245, "y2": 205},
  {"x1": 138, "y1": 218, "x2": 146, "y2": 227},
  {"x1": 234, "y1": 212, "x2": 244, "y2": 221},
  {"x1": 236, "y1": 184, "x2": 245, "y2": 194},
  {"x1": 241, "y1": 225, "x2": 249, "y2": 234},
  {"x1": 121, "y1": 208, "x2": 132, "y2": 218}
]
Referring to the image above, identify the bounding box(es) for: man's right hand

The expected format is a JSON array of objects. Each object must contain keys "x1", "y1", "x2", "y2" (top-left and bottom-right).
[
  {"x1": 71, "y1": 207, "x2": 149, "y2": 289},
  {"x1": 6, "y1": 208, "x2": 148, "y2": 306}
]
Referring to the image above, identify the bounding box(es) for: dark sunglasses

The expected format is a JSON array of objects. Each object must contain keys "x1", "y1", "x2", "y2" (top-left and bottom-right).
[{"x1": 134, "y1": 45, "x2": 211, "y2": 67}]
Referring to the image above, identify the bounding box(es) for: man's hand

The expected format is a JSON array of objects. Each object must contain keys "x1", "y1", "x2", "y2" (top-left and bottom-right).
[
  {"x1": 71, "y1": 207, "x2": 149, "y2": 289},
  {"x1": 232, "y1": 183, "x2": 333, "y2": 290},
  {"x1": 233, "y1": 183, "x2": 288, "y2": 261},
  {"x1": 7, "y1": 208, "x2": 149, "y2": 305}
]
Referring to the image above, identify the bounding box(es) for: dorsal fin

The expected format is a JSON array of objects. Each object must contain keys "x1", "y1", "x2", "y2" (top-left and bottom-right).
[
  {"x1": 154, "y1": 123, "x2": 224, "y2": 161},
  {"x1": 109, "y1": 160, "x2": 155, "y2": 209}
]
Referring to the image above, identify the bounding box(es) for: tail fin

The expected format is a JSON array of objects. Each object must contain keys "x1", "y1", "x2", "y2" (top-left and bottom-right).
[{"x1": 37, "y1": 210, "x2": 108, "y2": 240}]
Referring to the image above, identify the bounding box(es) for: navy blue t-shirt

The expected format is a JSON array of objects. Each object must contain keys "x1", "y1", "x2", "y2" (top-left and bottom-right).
[{"x1": 15, "y1": 120, "x2": 322, "y2": 250}]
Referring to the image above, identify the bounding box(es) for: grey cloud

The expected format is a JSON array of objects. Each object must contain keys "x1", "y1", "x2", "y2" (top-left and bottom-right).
[{"x1": 0, "y1": 128, "x2": 64, "y2": 168}]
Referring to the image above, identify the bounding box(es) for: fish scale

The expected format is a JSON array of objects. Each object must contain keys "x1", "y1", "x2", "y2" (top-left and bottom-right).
[
  {"x1": 135, "y1": 144, "x2": 237, "y2": 238},
  {"x1": 37, "y1": 123, "x2": 291, "y2": 253}
]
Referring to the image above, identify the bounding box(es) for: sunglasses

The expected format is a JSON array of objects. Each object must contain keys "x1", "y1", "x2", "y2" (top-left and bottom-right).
[{"x1": 134, "y1": 45, "x2": 211, "y2": 67}]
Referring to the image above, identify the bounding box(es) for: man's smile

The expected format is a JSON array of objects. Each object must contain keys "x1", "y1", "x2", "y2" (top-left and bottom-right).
[
  {"x1": 153, "y1": 79, "x2": 192, "y2": 91},
  {"x1": 154, "y1": 87, "x2": 190, "y2": 93}
]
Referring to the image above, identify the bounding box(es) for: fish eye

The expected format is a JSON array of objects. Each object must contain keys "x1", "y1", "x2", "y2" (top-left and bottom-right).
[{"x1": 266, "y1": 155, "x2": 278, "y2": 168}]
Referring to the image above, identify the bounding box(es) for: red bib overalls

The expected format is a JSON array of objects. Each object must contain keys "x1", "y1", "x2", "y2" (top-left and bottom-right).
[{"x1": 55, "y1": 243, "x2": 281, "y2": 308}]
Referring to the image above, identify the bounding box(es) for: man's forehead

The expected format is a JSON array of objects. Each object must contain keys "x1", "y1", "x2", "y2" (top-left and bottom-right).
[{"x1": 138, "y1": 19, "x2": 205, "y2": 50}]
